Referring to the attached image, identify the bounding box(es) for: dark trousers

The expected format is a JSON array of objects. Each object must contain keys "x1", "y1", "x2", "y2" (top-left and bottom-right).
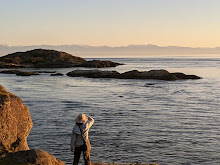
[{"x1": 73, "y1": 145, "x2": 91, "y2": 165}]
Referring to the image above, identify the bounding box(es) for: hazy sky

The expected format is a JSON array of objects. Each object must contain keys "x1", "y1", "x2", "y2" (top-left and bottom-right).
[{"x1": 1, "y1": 0, "x2": 220, "y2": 47}]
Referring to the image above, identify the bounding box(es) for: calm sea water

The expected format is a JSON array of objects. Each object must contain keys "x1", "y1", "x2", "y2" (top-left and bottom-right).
[{"x1": 0, "y1": 55, "x2": 220, "y2": 165}]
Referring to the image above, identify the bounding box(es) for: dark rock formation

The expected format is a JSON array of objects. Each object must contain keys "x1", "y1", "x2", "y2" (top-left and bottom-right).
[
  {"x1": 67, "y1": 70, "x2": 121, "y2": 78},
  {"x1": 0, "y1": 49, "x2": 86, "y2": 68},
  {"x1": 0, "y1": 49, "x2": 123, "y2": 68},
  {"x1": 145, "y1": 83, "x2": 157, "y2": 87},
  {"x1": 76, "y1": 60, "x2": 123, "y2": 68},
  {"x1": 0, "y1": 70, "x2": 21, "y2": 74},
  {"x1": 120, "y1": 70, "x2": 178, "y2": 80},
  {"x1": 16, "y1": 71, "x2": 39, "y2": 76},
  {"x1": 0, "y1": 70, "x2": 39, "y2": 76},
  {"x1": 171, "y1": 72, "x2": 201, "y2": 79},
  {"x1": 67, "y1": 69, "x2": 201, "y2": 81},
  {"x1": 0, "y1": 63, "x2": 25, "y2": 68},
  {"x1": 1, "y1": 149, "x2": 65, "y2": 165},
  {"x1": 37, "y1": 71, "x2": 57, "y2": 73},
  {"x1": 50, "y1": 72, "x2": 64, "y2": 76},
  {"x1": 0, "y1": 85, "x2": 33, "y2": 155}
]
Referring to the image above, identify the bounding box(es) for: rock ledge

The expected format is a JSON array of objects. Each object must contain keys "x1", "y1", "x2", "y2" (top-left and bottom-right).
[{"x1": 67, "y1": 69, "x2": 201, "y2": 81}]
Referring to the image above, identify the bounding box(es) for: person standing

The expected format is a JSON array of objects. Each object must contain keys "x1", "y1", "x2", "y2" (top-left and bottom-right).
[{"x1": 70, "y1": 113, "x2": 94, "y2": 165}]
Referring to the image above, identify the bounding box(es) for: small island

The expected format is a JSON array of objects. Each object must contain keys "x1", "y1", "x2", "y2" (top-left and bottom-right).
[
  {"x1": 67, "y1": 69, "x2": 201, "y2": 81},
  {"x1": 0, "y1": 49, "x2": 123, "y2": 68}
]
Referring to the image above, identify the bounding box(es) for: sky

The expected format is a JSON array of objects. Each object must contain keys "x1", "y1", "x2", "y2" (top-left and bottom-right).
[{"x1": 1, "y1": 0, "x2": 220, "y2": 47}]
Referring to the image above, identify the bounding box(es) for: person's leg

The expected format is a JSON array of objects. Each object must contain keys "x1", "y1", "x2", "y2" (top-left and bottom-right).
[
  {"x1": 73, "y1": 146, "x2": 82, "y2": 165},
  {"x1": 83, "y1": 149, "x2": 91, "y2": 165}
]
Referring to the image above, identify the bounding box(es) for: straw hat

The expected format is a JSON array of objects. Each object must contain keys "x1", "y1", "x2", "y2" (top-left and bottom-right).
[{"x1": 76, "y1": 113, "x2": 88, "y2": 124}]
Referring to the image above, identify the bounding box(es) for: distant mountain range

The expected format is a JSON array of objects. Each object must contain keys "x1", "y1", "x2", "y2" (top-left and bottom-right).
[{"x1": 1, "y1": 44, "x2": 220, "y2": 57}]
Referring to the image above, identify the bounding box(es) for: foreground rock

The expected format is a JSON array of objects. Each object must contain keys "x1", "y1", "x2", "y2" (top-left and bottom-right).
[
  {"x1": 0, "y1": 49, "x2": 123, "y2": 68},
  {"x1": 0, "y1": 85, "x2": 33, "y2": 155},
  {"x1": 0, "y1": 85, "x2": 65, "y2": 165},
  {"x1": 67, "y1": 69, "x2": 201, "y2": 81},
  {"x1": 1, "y1": 149, "x2": 65, "y2": 165}
]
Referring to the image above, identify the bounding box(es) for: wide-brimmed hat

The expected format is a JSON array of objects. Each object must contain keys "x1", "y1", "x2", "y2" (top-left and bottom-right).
[{"x1": 75, "y1": 113, "x2": 88, "y2": 124}]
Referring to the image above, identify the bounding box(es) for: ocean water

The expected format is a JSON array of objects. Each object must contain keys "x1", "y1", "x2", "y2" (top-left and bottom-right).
[{"x1": 0, "y1": 55, "x2": 220, "y2": 165}]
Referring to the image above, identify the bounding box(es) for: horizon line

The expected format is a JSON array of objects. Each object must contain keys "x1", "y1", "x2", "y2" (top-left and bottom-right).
[{"x1": 1, "y1": 44, "x2": 220, "y2": 49}]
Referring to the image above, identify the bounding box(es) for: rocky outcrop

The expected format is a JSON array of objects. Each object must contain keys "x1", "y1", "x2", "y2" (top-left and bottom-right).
[
  {"x1": 120, "y1": 70, "x2": 178, "y2": 80},
  {"x1": 67, "y1": 70, "x2": 121, "y2": 78},
  {"x1": 1, "y1": 149, "x2": 65, "y2": 165},
  {"x1": 0, "y1": 70, "x2": 39, "y2": 76},
  {"x1": 0, "y1": 49, "x2": 86, "y2": 68},
  {"x1": 0, "y1": 70, "x2": 57, "y2": 76},
  {"x1": 76, "y1": 60, "x2": 123, "y2": 68},
  {"x1": 0, "y1": 49, "x2": 123, "y2": 68},
  {"x1": 0, "y1": 63, "x2": 24, "y2": 68},
  {"x1": 170, "y1": 72, "x2": 202, "y2": 79},
  {"x1": 0, "y1": 85, "x2": 65, "y2": 164},
  {"x1": 50, "y1": 72, "x2": 64, "y2": 76},
  {"x1": 0, "y1": 85, "x2": 33, "y2": 155},
  {"x1": 67, "y1": 69, "x2": 201, "y2": 81}
]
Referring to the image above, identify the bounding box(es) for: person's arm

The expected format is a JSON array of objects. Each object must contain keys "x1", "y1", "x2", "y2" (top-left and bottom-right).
[
  {"x1": 86, "y1": 115, "x2": 94, "y2": 129},
  {"x1": 70, "y1": 131, "x2": 76, "y2": 152}
]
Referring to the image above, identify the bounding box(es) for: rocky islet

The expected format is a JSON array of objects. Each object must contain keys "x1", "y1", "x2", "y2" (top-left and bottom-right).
[
  {"x1": 66, "y1": 69, "x2": 201, "y2": 81},
  {"x1": 0, "y1": 49, "x2": 122, "y2": 68}
]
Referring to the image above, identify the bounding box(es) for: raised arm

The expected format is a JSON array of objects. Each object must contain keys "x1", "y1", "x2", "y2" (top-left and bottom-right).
[{"x1": 86, "y1": 115, "x2": 94, "y2": 129}]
